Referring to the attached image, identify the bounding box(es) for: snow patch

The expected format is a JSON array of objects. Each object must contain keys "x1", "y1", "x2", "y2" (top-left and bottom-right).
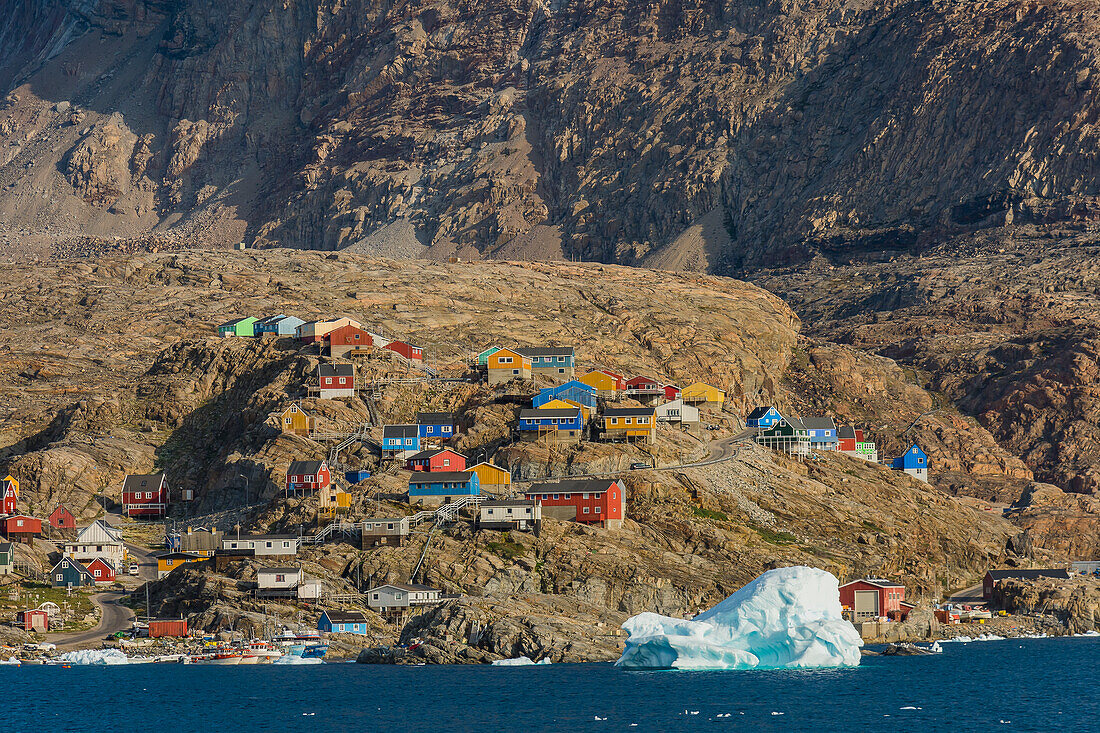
[
  {"x1": 491, "y1": 656, "x2": 551, "y2": 666},
  {"x1": 615, "y1": 566, "x2": 863, "y2": 670}
]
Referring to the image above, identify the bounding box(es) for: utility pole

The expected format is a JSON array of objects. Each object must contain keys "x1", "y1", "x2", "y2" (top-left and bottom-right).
[{"x1": 239, "y1": 473, "x2": 250, "y2": 504}]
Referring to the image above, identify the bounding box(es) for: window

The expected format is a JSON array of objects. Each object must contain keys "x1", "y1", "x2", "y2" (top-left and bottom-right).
[
  {"x1": 373, "y1": 593, "x2": 379, "y2": 600},
  {"x1": 443, "y1": 459, "x2": 450, "y2": 467},
  {"x1": 305, "y1": 475, "x2": 314, "y2": 482},
  {"x1": 557, "y1": 356, "x2": 565, "y2": 362},
  {"x1": 639, "y1": 417, "x2": 649, "y2": 424},
  {"x1": 595, "y1": 506, "x2": 602, "y2": 514},
  {"x1": 56, "y1": 574, "x2": 63, "y2": 582},
  {"x1": 512, "y1": 369, "x2": 519, "y2": 375},
  {"x1": 583, "y1": 507, "x2": 590, "y2": 514},
  {"x1": 387, "y1": 523, "x2": 394, "y2": 530},
  {"x1": 283, "y1": 541, "x2": 290, "y2": 548},
  {"x1": 16, "y1": 520, "x2": 22, "y2": 527},
  {"x1": 276, "y1": 574, "x2": 285, "y2": 582},
  {"x1": 506, "y1": 508, "x2": 513, "y2": 515},
  {"x1": 553, "y1": 494, "x2": 560, "y2": 500},
  {"x1": 405, "y1": 439, "x2": 413, "y2": 446},
  {"x1": 266, "y1": 542, "x2": 273, "y2": 548},
  {"x1": 625, "y1": 417, "x2": 633, "y2": 425},
  {"x1": 582, "y1": 493, "x2": 589, "y2": 499},
  {"x1": 559, "y1": 368, "x2": 565, "y2": 373},
  {"x1": 338, "y1": 377, "x2": 347, "y2": 385},
  {"x1": 500, "y1": 356, "x2": 513, "y2": 364},
  {"x1": 285, "y1": 417, "x2": 292, "y2": 424},
  {"x1": 230, "y1": 542, "x2": 238, "y2": 549}
]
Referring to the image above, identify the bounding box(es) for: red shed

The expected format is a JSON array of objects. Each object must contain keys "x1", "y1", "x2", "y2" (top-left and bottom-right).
[
  {"x1": 384, "y1": 340, "x2": 424, "y2": 362},
  {"x1": 837, "y1": 427, "x2": 865, "y2": 452},
  {"x1": 148, "y1": 619, "x2": 189, "y2": 638},
  {"x1": 662, "y1": 384, "x2": 681, "y2": 401},
  {"x1": 86, "y1": 557, "x2": 117, "y2": 584},
  {"x1": 122, "y1": 474, "x2": 170, "y2": 518},
  {"x1": 406, "y1": 448, "x2": 467, "y2": 473},
  {"x1": 3, "y1": 515, "x2": 42, "y2": 544},
  {"x1": 839, "y1": 578, "x2": 907, "y2": 621},
  {"x1": 48, "y1": 504, "x2": 76, "y2": 530},
  {"x1": 524, "y1": 478, "x2": 625, "y2": 530},
  {"x1": 20, "y1": 609, "x2": 49, "y2": 632}
]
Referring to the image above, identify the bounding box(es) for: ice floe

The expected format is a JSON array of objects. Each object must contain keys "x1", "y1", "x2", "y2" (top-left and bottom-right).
[
  {"x1": 940, "y1": 634, "x2": 1006, "y2": 643},
  {"x1": 273, "y1": 655, "x2": 324, "y2": 665},
  {"x1": 490, "y1": 656, "x2": 551, "y2": 666},
  {"x1": 55, "y1": 649, "x2": 133, "y2": 665},
  {"x1": 615, "y1": 566, "x2": 863, "y2": 670}
]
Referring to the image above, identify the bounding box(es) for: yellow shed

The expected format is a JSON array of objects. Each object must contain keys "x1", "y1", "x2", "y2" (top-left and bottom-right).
[
  {"x1": 470, "y1": 462, "x2": 511, "y2": 492},
  {"x1": 579, "y1": 370, "x2": 618, "y2": 395},
  {"x1": 682, "y1": 382, "x2": 726, "y2": 406},
  {"x1": 279, "y1": 403, "x2": 315, "y2": 436}
]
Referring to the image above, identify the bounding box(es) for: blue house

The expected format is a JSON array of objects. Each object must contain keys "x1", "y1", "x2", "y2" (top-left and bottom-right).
[
  {"x1": 382, "y1": 425, "x2": 420, "y2": 458},
  {"x1": 254, "y1": 314, "x2": 306, "y2": 337},
  {"x1": 532, "y1": 380, "x2": 598, "y2": 410},
  {"x1": 318, "y1": 610, "x2": 370, "y2": 635},
  {"x1": 51, "y1": 557, "x2": 95, "y2": 588},
  {"x1": 891, "y1": 445, "x2": 929, "y2": 483},
  {"x1": 408, "y1": 471, "x2": 480, "y2": 500},
  {"x1": 416, "y1": 412, "x2": 455, "y2": 440},
  {"x1": 802, "y1": 417, "x2": 838, "y2": 450},
  {"x1": 518, "y1": 408, "x2": 585, "y2": 444},
  {"x1": 746, "y1": 406, "x2": 784, "y2": 429}
]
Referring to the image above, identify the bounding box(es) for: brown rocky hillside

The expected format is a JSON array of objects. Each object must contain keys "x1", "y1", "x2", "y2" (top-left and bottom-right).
[{"x1": 3, "y1": 0, "x2": 1100, "y2": 269}]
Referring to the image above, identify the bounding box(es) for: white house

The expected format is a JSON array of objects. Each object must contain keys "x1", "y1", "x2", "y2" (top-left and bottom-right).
[
  {"x1": 478, "y1": 500, "x2": 541, "y2": 532},
  {"x1": 256, "y1": 566, "x2": 321, "y2": 600},
  {"x1": 221, "y1": 534, "x2": 300, "y2": 556},
  {"x1": 654, "y1": 399, "x2": 700, "y2": 426},
  {"x1": 367, "y1": 583, "x2": 443, "y2": 617},
  {"x1": 63, "y1": 520, "x2": 126, "y2": 567}
]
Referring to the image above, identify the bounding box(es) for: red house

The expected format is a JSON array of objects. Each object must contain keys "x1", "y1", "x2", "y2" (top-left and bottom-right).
[
  {"x1": 325, "y1": 324, "x2": 374, "y2": 357},
  {"x1": 86, "y1": 557, "x2": 117, "y2": 584},
  {"x1": 4, "y1": 515, "x2": 43, "y2": 544},
  {"x1": 625, "y1": 376, "x2": 661, "y2": 394},
  {"x1": 20, "y1": 608, "x2": 49, "y2": 632},
  {"x1": 406, "y1": 448, "x2": 467, "y2": 473},
  {"x1": 122, "y1": 474, "x2": 170, "y2": 518},
  {"x1": 837, "y1": 426, "x2": 865, "y2": 452},
  {"x1": 384, "y1": 341, "x2": 424, "y2": 362},
  {"x1": 839, "y1": 579, "x2": 907, "y2": 621},
  {"x1": 662, "y1": 384, "x2": 681, "y2": 401},
  {"x1": 1, "y1": 476, "x2": 17, "y2": 514},
  {"x1": 524, "y1": 478, "x2": 625, "y2": 530},
  {"x1": 48, "y1": 504, "x2": 76, "y2": 530},
  {"x1": 285, "y1": 460, "x2": 331, "y2": 496}
]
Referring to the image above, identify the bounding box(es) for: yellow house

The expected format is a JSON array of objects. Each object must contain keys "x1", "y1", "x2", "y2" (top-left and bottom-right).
[
  {"x1": 538, "y1": 398, "x2": 592, "y2": 422},
  {"x1": 601, "y1": 406, "x2": 656, "y2": 443},
  {"x1": 487, "y1": 348, "x2": 532, "y2": 385},
  {"x1": 579, "y1": 370, "x2": 619, "y2": 396},
  {"x1": 320, "y1": 486, "x2": 352, "y2": 514},
  {"x1": 470, "y1": 462, "x2": 511, "y2": 493},
  {"x1": 682, "y1": 382, "x2": 726, "y2": 407},
  {"x1": 157, "y1": 552, "x2": 207, "y2": 579},
  {"x1": 279, "y1": 403, "x2": 315, "y2": 436}
]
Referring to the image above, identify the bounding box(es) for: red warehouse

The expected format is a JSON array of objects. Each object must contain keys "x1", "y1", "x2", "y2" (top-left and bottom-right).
[
  {"x1": 406, "y1": 448, "x2": 467, "y2": 473},
  {"x1": 122, "y1": 474, "x2": 170, "y2": 518},
  {"x1": 839, "y1": 579, "x2": 907, "y2": 621},
  {"x1": 286, "y1": 460, "x2": 331, "y2": 497},
  {"x1": 4, "y1": 515, "x2": 43, "y2": 544},
  {"x1": 48, "y1": 504, "x2": 76, "y2": 530},
  {"x1": 384, "y1": 341, "x2": 424, "y2": 362},
  {"x1": 20, "y1": 609, "x2": 49, "y2": 632},
  {"x1": 525, "y1": 478, "x2": 625, "y2": 530}
]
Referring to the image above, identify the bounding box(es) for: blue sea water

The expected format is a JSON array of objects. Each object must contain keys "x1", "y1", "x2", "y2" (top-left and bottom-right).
[{"x1": 6, "y1": 637, "x2": 1098, "y2": 732}]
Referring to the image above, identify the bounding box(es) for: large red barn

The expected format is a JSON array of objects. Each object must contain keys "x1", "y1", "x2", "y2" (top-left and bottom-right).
[
  {"x1": 4, "y1": 515, "x2": 42, "y2": 544},
  {"x1": 524, "y1": 479, "x2": 625, "y2": 530},
  {"x1": 839, "y1": 579, "x2": 907, "y2": 621}
]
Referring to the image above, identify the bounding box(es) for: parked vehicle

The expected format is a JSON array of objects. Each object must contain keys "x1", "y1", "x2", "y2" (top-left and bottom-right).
[
  {"x1": 128, "y1": 563, "x2": 140, "y2": 576},
  {"x1": 629, "y1": 463, "x2": 649, "y2": 470}
]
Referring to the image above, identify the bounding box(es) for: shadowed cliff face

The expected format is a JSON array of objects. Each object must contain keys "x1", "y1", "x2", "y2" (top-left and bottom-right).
[{"x1": 2, "y1": 0, "x2": 1100, "y2": 268}]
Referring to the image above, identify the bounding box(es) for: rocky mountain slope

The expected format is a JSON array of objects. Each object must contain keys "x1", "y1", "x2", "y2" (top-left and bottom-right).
[{"x1": 2, "y1": 0, "x2": 1100, "y2": 268}]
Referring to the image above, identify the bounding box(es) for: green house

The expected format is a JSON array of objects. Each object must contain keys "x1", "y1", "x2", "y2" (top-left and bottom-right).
[
  {"x1": 755, "y1": 416, "x2": 811, "y2": 456},
  {"x1": 476, "y1": 346, "x2": 501, "y2": 366},
  {"x1": 217, "y1": 316, "x2": 258, "y2": 338}
]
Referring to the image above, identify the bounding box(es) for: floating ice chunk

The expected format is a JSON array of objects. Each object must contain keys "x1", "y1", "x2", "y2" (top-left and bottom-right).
[
  {"x1": 615, "y1": 566, "x2": 863, "y2": 670},
  {"x1": 491, "y1": 656, "x2": 551, "y2": 666},
  {"x1": 273, "y1": 655, "x2": 323, "y2": 665},
  {"x1": 55, "y1": 649, "x2": 132, "y2": 665},
  {"x1": 942, "y1": 634, "x2": 1005, "y2": 643}
]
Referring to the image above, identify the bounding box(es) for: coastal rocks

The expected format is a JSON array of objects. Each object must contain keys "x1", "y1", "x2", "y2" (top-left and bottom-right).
[{"x1": 993, "y1": 576, "x2": 1100, "y2": 634}]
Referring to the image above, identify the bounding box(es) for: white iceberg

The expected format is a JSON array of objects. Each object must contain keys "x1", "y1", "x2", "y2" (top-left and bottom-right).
[
  {"x1": 615, "y1": 566, "x2": 863, "y2": 670},
  {"x1": 491, "y1": 656, "x2": 551, "y2": 666},
  {"x1": 273, "y1": 655, "x2": 323, "y2": 665}
]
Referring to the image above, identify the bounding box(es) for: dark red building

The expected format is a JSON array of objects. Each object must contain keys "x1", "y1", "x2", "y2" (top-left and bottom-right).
[
  {"x1": 122, "y1": 474, "x2": 170, "y2": 518},
  {"x1": 837, "y1": 426, "x2": 865, "y2": 452},
  {"x1": 285, "y1": 460, "x2": 332, "y2": 496},
  {"x1": 524, "y1": 479, "x2": 625, "y2": 530},
  {"x1": 4, "y1": 515, "x2": 43, "y2": 544},
  {"x1": 48, "y1": 504, "x2": 76, "y2": 530},
  {"x1": 406, "y1": 448, "x2": 467, "y2": 473},
  {"x1": 325, "y1": 324, "x2": 374, "y2": 355},
  {"x1": 87, "y1": 557, "x2": 117, "y2": 584},
  {"x1": 839, "y1": 579, "x2": 907, "y2": 621},
  {"x1": 384, "y1": 340, "x2": 424, "y2": 362}
]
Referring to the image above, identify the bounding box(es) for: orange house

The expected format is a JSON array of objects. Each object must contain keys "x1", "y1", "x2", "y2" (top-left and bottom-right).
[
  {"x1": 579, "y1": 370, "x2": 621, "y2": 397},
  {"x1": 487, "y1": 348, "x2": 532, "y2": 385},
  {"x1": 325, "y1": 324, "x2": 374, "y2": 357}
]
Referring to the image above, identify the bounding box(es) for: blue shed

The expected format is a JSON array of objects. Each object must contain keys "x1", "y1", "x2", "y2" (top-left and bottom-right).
[
  {"x1": 254, "y1": 315, "x2": 305, "y2": 337},
  {"x1": 318, "y1": 610, "x2": 370, "y2": 635},
  {"x1": 345, "y1": 469, "x2": 372, "y2": 484},
  {"x1": 408, "y1": 471, "x2": 480, "y2": 498},
  {"x1": 532, "y1": 380, "x2": 598, "y2": 410},
  {"x1": 747, "y1": 406, "x2": 784, "y2": 429}
]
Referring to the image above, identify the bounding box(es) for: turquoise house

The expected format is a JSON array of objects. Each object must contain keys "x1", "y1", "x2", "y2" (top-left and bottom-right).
[
  {"x1": 318, "y1": 610, "x2": 370, "y2": 635},
  {"x1": 408, "y1": 471, "x2": 479, "y2": 499}
]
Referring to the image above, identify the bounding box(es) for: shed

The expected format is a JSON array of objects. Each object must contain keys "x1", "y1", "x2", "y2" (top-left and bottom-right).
[{"x1": 48, "y1": 504, "x2": 77, "y2": 530}]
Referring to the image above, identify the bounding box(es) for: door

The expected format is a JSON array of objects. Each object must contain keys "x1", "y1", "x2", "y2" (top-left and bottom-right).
[{"x1": 853, "y1": 590, "x2": 879, "y2": 621}]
